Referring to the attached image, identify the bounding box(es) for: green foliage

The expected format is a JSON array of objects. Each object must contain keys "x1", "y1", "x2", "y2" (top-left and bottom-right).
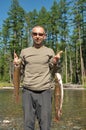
[
  {"x1": 0, "y1": 82, "x2": 13, "y2": 88},
  {"x1": 0, "y1": 0, "x2": 86, "y2": 84}
]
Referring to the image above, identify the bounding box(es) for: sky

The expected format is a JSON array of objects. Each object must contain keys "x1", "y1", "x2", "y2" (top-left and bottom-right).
[{"x1": 0, "y1": 0, "x2": 54, "y2": 29}]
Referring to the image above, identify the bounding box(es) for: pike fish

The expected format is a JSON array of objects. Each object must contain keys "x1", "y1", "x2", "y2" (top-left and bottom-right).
[
  {"x1": 13, "y1": 65, "x2": 21, "y2": 103},
  {"x1": 54, "y1": 73, "x2": 64, "y2": 122}
]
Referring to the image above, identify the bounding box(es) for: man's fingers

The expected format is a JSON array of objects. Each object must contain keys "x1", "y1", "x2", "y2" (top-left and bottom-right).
[
  {"x1": 59, "y1": 51, "x2": 63, "y2": 55},
  {"x1": 13, "y1": 52, "x2": 19, "y2": 65},
  {"x1": 14, "y1": 52, "x2": 18, "y2": 59},
  {"x1": 56, "y1": 51, "x2": 63, "y2": 57}
]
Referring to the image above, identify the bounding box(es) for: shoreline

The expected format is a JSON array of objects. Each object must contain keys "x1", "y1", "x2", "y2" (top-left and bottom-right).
[
  {"x1": 64, "y1": 87, "x2": 86, "y2": 90},
  {"x1": 0, "y1": 86, "x2": 86, "y2": 90}
]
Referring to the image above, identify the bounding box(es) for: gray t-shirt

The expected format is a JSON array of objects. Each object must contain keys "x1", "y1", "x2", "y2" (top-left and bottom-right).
[{"x1": 20, "y1": 45, "x2": 55, "y2": 91}]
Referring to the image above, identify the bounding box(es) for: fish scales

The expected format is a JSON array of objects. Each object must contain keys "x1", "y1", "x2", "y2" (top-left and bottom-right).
[
  {"x1": 54, "y1": 73, "x2": 64, "y2": 122},
  {"x1": 13, "y1": 65, "x2": 21, "y2": 103}
]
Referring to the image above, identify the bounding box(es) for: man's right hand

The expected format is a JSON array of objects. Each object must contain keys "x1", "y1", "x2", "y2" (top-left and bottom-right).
[
  {"x1": 13, "y1": 53, "x2": 21, "y2": 65},
  {"x1": 13, "y1": 53, "x2": 19, "y2": 65}
]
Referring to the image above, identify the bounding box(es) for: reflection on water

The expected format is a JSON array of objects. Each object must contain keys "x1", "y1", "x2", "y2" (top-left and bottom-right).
[{"x1": 0, "y1": 88, "x2": 86, "y2": 130}]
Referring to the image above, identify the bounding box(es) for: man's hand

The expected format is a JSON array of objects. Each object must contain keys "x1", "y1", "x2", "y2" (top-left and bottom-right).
[
  {"x1": 55, "y1": 51, "x2": 63, "y2": 59},
  {"x1": 53, "y1": 51, "x2": 63, "y2": 64},
  {"x1": 13, "y1": 53, "x2": 19, "y2": 65},
  {"x1": 13, "y1": 52, "x2": 21, "y2": 65}
]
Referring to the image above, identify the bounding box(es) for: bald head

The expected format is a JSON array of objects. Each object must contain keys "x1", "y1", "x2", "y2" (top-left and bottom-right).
[{"x1": 32, "y1": 26, "x2": 45, "y2": 34}]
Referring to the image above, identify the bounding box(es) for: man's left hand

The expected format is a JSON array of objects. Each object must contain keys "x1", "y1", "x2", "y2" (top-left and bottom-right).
[{"x1": 53, "y1": 51, "x2": 63, "y2": 63}]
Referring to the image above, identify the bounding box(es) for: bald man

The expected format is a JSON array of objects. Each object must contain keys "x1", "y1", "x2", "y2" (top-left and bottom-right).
[{"x1": 14, "y1": 26, "x2": 63, "y2": 130}]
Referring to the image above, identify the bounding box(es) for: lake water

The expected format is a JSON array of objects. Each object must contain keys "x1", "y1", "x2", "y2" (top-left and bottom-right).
[{"x1": 0, "y1": 88, "x2": 86, "y2": 130}]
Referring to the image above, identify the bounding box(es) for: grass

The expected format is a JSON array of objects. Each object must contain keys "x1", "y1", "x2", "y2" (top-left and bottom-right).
[{"x1": 0, "y1": 82, "x2": 13, "y2": 88}]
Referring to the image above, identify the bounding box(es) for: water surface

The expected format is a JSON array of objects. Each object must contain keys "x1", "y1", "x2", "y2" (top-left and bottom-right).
[{"x1": 0, "y1": 88, "x2": 86, "y2": 130}]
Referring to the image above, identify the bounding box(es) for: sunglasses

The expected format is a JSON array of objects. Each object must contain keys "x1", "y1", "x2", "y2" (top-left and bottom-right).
[{"x1": 32, "y1": 32, "x2": 44, "y2": 36}]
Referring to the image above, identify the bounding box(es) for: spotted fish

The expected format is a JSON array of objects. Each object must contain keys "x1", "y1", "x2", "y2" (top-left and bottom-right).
[
  {"x1": 13, "y1": 64, "x2": 21, "y2": 103},
  {"x1": 54, "y1": 73, "x2": 64, "y2": 122}
]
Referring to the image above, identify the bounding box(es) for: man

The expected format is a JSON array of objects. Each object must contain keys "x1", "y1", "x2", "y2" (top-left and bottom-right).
[{"x1": 14, "y1": 26, "x2": 63, "y2": 130}]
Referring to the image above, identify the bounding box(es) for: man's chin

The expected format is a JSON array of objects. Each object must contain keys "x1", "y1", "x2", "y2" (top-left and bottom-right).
[
  {"x1": 35, "y1": 41, "x2": 41, "y2": 44},
  {"x1": 34, "y1": 42, "x2": 43, "y2": 48}
]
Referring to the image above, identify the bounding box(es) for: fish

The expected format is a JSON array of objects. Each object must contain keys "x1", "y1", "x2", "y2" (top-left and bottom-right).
[
  {"x1": 54, "y1": 73, "x2": 64, "y2": 122},
  {"x1": 13, "y1": 64, "x2": 21, "y2": 103}
]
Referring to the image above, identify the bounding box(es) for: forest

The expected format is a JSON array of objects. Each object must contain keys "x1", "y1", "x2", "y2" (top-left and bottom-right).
[{"x1": 0, "y1": 0, "x2": 86, "y2": 86}]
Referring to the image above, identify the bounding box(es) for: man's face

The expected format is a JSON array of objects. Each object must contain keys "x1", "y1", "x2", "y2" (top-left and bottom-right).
[{"x1": 32, "y1": 27, "x2": 46, "y2": 45}]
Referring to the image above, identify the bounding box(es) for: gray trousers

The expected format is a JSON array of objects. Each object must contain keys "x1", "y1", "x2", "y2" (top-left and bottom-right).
[{"x1": 22, "y1": 88, "x2": 52, "y2": 130}]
